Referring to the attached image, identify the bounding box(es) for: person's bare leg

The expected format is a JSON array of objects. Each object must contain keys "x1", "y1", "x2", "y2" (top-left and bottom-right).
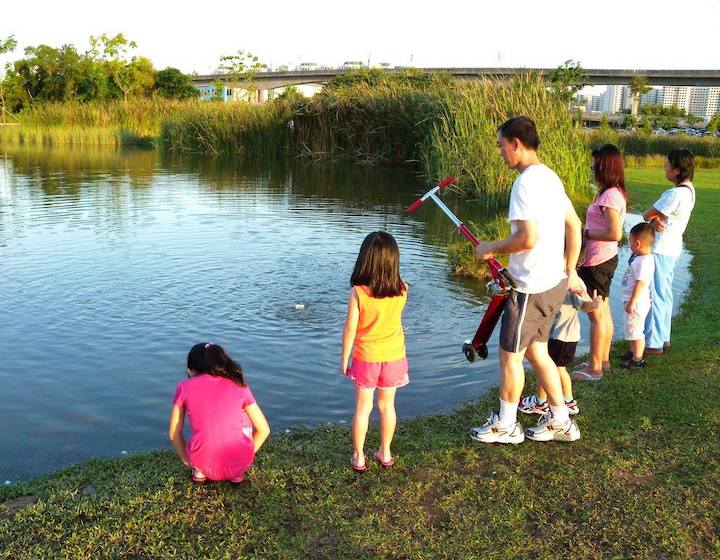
[
  {"x1": 631, "y1": 338, "x2": 645, "y2": 362},
  {"x1": 538, "y1": 365, "x2": 571, "y2": 401},
  {"x1": 602, "y1": 299, "x2": 613, "y2": 370},
  {"x1": 558, "y1": 366, "x2": 573, "y2": 399},
  {"x1": 499, "y1": 347, "x2": 527, "y2": 404},
  {"x1": 538, "y1": 385, "x2": 548, "y2": 401},
  {"x1": 352, "y1": 387, "x2": 374, "y2": 466},
  {"x1": 525, "y1": 341, "x2": 564, "y2": 407},
  {"x1": 376, "y1": 387, "x2": 398, "y2": 462},
  {"x1": 585, "y1": 304, "x2": 605, "y2": 374}
]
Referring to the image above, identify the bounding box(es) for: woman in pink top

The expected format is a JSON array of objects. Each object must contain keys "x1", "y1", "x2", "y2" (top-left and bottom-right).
[
  {"x1": 572, "y1": 144, "x2": 627, "y2": 381},
  {"x1": 168, "y1": 343, "x2": 270, "y2": 484}
]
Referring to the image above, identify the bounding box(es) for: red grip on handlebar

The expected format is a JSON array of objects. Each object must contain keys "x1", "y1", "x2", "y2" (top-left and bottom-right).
[
  {"x1": 438, "y1": 175, "x2": 454, "y2": 190},
  {"x1": 406, "y1": 198, "x2": 425, "y2": 213}
]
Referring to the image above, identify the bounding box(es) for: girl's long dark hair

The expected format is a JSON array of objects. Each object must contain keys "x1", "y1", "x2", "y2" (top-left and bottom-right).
[
  {"x1": 592, "y1": 143, "x2": 627, "y2": 199},
  {"x1": 187, "y1": 343, "x2": 246, "y2": 386},
  {"x1": 350, "y1": 231, "x2": 405, "y2": 298}
]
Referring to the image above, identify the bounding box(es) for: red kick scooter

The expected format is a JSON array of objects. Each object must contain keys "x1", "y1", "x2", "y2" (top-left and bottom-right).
[{"x1": 407, "y1": 176, "x2": 517, "y2": 362}]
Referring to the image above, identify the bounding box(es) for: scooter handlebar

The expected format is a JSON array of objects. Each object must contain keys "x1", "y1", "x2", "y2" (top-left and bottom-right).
[
  {"x1": 406, "y1": 176, "x2": 455, "y2": 214},
  {"x1": 406, "y1": 198, "x2": 425, "y2": 213},
  {"x1": 437, "y1": 175, "x2": 455, "y2": 190}
]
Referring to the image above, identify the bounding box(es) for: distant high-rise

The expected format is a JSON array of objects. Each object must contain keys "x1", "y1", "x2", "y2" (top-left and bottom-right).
[
  {"x1": 589, "y1": 85, "x2": 720, "y2": 121},
  {"x1": 599, "y1": 85, "x2": 630, "y2": 114}
]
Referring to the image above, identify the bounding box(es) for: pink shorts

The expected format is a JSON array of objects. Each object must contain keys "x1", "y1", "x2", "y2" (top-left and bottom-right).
[{"x1": 348, "y1": 357, "x2": 409, "y2": 389}]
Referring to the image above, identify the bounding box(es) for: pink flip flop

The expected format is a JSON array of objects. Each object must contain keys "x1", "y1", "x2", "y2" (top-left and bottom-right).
[
  {"x1": 570, "y1": 369, "x2": 603, "y2": 381},
  {"x1": 372, "y1": 451, "x2": 395, "y2": 468},
  {"x1": 350, "y1": 455, "x2": 367, "y2": 473}
]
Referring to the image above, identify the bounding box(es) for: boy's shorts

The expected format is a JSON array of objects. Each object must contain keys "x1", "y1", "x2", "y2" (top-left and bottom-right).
[
  {"x1": 624, "y1": 301, "x2": 651, "y2": 340},
  {"x1": 348, "y1": 357, "x2": 409, "y2": 390},
  {"x1": 548, "y1": 339, "x2": 578, "y2": 368},
  {"x1": 500, "y1": 279, "x2": 567, "y2": 353}
]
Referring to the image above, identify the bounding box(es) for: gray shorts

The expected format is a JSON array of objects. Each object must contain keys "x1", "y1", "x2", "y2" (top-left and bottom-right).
[{"x1": 499, "y1": 279, "x2": 568, "y2": 353}]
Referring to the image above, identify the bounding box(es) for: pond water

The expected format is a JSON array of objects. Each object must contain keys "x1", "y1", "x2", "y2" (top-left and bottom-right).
[{"x1": 0, "y1": 147, "x2": 691, "y2": 482}]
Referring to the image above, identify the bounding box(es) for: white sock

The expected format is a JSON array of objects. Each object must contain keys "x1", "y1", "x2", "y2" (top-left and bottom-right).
[
  {"x1": 550, "y1": 404, "x2": 570, "y2": 424},
  {"x1": 498, "y1": 399, "x2": 518, "y2": 427}
]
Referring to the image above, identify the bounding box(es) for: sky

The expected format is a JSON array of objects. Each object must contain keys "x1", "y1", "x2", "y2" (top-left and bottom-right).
[{"x1": 2, "y1": 0, "x2": 719, "y2": 75}]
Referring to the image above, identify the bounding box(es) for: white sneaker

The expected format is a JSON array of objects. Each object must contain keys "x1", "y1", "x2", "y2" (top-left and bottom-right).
[
  {"x1": 469, "y1": 412, "x2": 525, "y2": 444},
  {"x1": 524, "y1": 411, "x2": 580, "y2": 442},
  {"x1": 518, "y1": 395, "x2": 550, "y2": 415}
]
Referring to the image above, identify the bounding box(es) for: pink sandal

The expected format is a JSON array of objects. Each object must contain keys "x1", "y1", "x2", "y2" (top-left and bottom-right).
[
  {"x1": 372, "y1": 451, "x2": 395, "y2": 468},
  {"x1": 350, "y1": 455, "x2": 367, "y2": 473},
  {"x1": 571, "y1": 367, "x2": 603, "y2": 381}
]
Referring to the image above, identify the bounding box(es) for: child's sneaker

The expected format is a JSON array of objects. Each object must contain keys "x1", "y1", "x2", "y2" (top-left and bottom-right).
[
  {"x1": 191, "y1": 468, "x2": 208, "y2": 484},
  {"x1": 565, "y1": 399, "x2": 580, "y2": 415},
  {"x1": 525, "y1": 411, "x2": 580, "y2": 442},
  {"x1": 469, "y1": 412, "x2": 524, "y2": 444},
  {"x1": 518, "y1": 395, "x2": 549, "y2": 415},
  {"x1": 617, "y1": 350, "x2": 633, "y2": 362},
  {"x1": 620, "y1": 357, "x2": 646, "y2": 369}
]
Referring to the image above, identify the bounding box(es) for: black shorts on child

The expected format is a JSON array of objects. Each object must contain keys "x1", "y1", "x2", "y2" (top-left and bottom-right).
[{"x1": 548, "y1": 339, "x2": 578, "y2": 367}]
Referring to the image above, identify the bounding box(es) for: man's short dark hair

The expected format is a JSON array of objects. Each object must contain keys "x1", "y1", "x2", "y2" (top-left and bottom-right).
[
  {"x1": 630, "y1": 221, "x2": 655, "y2": 244},
  {"x1": 498, "y1": 116, "x2": 540, "y2": 150},
  {"x1": 667, "y1": 148, "x2": 695, "y2": 183}
]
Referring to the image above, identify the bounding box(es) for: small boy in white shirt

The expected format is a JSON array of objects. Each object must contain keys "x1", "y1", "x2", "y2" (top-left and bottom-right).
[
  {"x1": 519, "y1": 279, "x2": 600, "y2": 416},
  {"x1": 620, "y1": 222, "x2": 656, "y2": 368}
]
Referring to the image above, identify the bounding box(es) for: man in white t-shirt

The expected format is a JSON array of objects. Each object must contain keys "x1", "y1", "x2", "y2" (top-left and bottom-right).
[
  {"x1": 642, "y1": 149, "x2": 696, "y2": 354},
  {"x1": 468, "y1": 116, "x2": 583, "y2": 444}
]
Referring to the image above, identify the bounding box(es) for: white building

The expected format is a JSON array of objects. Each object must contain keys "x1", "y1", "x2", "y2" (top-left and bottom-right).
[
  {"x1": 598, "y1": 85, "x2": 630, "y2": 114},
  {"x1": 640, "y1": 87, "x2": 662, "y2": 105},
  {"x1": 661, "y1": 86, "x2": 691, "y2": 112},
  {"x1": 706, "y1": 88, "x2": 720, "y2": 120}
]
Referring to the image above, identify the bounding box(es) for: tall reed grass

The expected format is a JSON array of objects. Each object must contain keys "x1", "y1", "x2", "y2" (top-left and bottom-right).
[
  {"x1": 586, "y1": 130, "x2": 720, "y2": 159},
  {"x1": 160, "y1": 101, "x2": 292, "y2": 156},
  {"x1": 424, "y1": 78, "x2": 590, "y2": 207},
  {"x1": 294, "y1": 76, "x2": 592, "y2": 208}
]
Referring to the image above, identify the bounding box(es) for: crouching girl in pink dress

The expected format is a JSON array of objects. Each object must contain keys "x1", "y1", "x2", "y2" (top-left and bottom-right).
[{"x1": 168, "y1": 343, "x2": 270, "y2": 484}]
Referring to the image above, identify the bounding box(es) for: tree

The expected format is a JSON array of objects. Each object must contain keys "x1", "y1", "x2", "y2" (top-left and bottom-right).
[
  {"x1": 218, "y1": 50, "x2": 266, "y2": 102},
  {"x1": 88, "y1": 33, "x2": 153, "y2": 101},
  {"x1": 0, "y1": 35, "x2": 18, "y2": 122},
  {"x1": 629, "y1": 75, "x2": 651, "y2": 116},
  {"x1": 708, "y1": 113, "x2": 720, "y2": 133},
  {"x1": 547, "y1": 59, "x2": 587, "y2": 104},
  {"x1": 622, "y1": 114, "x2": 638, "y2": 129},
  {"x1": 154, "y1": 67, "x2": 198, "y2": 99}
]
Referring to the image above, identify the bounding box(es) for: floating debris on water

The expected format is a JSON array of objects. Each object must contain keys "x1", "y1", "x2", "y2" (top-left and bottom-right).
[
  {"x1": 293, "y1": 304, "x2": 306, "y2": 310},
  {"x1": 121, "y1": 450, "x2": 128, "y2": 455}
]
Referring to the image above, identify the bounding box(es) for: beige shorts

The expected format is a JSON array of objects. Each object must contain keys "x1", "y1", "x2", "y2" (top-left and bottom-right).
[{"x1": 624, "y1": 301, "x2": 651, "y2": 340}]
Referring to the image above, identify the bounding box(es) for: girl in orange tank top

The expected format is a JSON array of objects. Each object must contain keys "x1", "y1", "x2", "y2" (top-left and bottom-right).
[{"x1": 342, "y1": 231, "x2": 408, "y2": 472}]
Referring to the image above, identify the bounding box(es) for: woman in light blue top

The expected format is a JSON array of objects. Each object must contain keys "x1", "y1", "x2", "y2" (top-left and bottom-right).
[{"x1": 642, "y1": 149, "x2": 696, "y2": 354}]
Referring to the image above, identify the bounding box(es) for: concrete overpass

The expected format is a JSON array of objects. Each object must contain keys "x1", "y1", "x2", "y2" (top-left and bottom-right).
[{"x1": 192, "y1": 68, "x2": 720, "y2": 91}]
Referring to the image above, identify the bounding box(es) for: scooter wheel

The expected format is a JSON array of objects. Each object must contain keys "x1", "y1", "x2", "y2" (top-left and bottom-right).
[
  {"x1": 462, "y1": 342, "x2": 476, "y2": 363},
  {"x1": 477, "y1": 344, "x2": 489, "y2": 360}
]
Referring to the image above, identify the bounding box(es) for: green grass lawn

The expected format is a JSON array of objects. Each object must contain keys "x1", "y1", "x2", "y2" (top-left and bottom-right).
[{"x1": 1, "y1": 168, "x2": 719, "y2": 559}]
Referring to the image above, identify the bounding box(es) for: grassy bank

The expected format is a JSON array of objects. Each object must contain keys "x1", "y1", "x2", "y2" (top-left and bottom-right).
[{"x1": 1, "y1": 167, "x2": 718, "y2": 559}]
